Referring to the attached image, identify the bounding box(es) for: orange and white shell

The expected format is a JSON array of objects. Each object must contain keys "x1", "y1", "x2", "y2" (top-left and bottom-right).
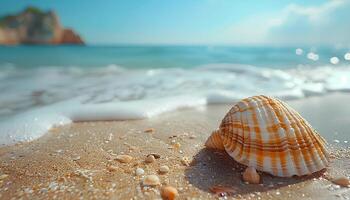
[{"x1": 205, "y1": 95, "x2": 330, "y2": 177}]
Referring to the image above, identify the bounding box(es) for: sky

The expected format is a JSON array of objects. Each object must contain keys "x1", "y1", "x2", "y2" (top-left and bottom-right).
[{"x1": 1, "y1": 0, "x2": 349, "y2": 46}]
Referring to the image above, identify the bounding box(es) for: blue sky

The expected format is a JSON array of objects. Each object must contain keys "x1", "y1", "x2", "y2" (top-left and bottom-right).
[{"x1": 1, "y1": 0, "x2": 349, "y2": 46}]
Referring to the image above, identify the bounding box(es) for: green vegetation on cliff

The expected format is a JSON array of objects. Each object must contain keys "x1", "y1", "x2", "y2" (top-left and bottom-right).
[
  {"x1": 0, "y1": 6, "x2": 44, "y2": 27},
  {"x1": 24, "y1": 6, "x2": 44, "y2": 15}
]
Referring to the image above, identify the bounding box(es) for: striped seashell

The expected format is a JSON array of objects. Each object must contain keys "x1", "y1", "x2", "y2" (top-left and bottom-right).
[{"x1": 205, "y1": 95, "x2": 330, "y2": 177}]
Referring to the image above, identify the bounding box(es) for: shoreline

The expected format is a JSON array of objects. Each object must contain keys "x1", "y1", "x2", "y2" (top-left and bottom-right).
[{"x1": 0, "y1": 93, "x2": 350, "y2": 199}]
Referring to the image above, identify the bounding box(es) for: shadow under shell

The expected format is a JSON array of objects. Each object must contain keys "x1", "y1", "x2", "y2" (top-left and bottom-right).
[{"x1": 184, "y1": 148, "x2": 326, "y2": 197}]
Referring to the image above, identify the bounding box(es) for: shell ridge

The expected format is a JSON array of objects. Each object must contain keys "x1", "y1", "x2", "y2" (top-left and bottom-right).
[
  {"x1": 258, "y1": 96, "x2": 281, "y2": 176},
  {"x1": 219, "y1": 134, "x2": 324, "y2": 149},
  {"x1": 223, "y1": 129, "x2": 236, "y2": 157},
  {"x1": 314, "y1": 132, "x2": 331, "y2": 164},
  {"x1": 277, "y1": 100, "x2": 315, "y2": 175},
  {"x1": 232, "y1": 107, "x2": 244, "y2": 159},
  {"x1": 265, "y1": 96, "x2": 302, "y2": 176},
  {"x1": 245, "y1": 97, "x2": 262, "y2": 169},
  {"x1": 231, "y1": 105, "x2": 243, "y2": 158},
  {"x1": 298, "y1": 119, "x2": 325, "y2": 171},
  {"x1": 237, "y1": 99, "x2": 251, "y2": 164},
  {"x1": 257, "y1": 96, "x2": 280, "y2": 175},
  {"x1": 305, "y1": 128, "x2": 329, "y2": 168},
  {"x1": 219, "y1": 137, "x2": 325, "y2": 151},
  {"x1": 205, "y1": 129, "x2": 225, "y2": 150},
  {"x1": 281, "y1": 100, "x2": 328, "y2": 171},
  {"x1": 246, "y1": 99, "x2": 254, "y2": 168},
  {"x1": 219, "y1": 138, "x2": 327, "y2": 151},
  {"x1": 265, "y1": 96, "x2": 290, "y2": 176},
  {"x1": 281, "y1": 99, "x2": 329, "y2": 174},
  {"x1": 252, "y1": 96, "x2": 270, "y2": 170},
  {"x1": 222, "y1": 105, "x2": 242, "y2": 161},
  {"x1": 260, "y1": 95, "x2": 292, "y2": 176},
  {"x1": 253, "y1": 96, "x2": 273, "y2": 173},
  {"x1": 313, "y1": 132, "x2": 330, "y2": 160},
  {"x1": 279, "y1": 99, "x2": 314, "y2": 175},
  {"x1": 306, "y1": 129, "x2": 328, "y2": 171},
  {"x1": 291, "y1": 109, "x2": 330, "y2": 166}
]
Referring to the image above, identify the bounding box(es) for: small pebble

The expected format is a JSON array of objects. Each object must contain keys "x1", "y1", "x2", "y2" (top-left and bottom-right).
[
  {"x1": 0, "y1": 174, "x2": 8, "y2": 180},
  {"x1": 107, "y1": 165, "x2": 118, "y2": 172},
  {"x1": 144, "y1": 128, "x2": 155, "y2": 133},
  {"x1": 40, "y1": 188, "x2": 48, "y2": 194},
  {"x1": 57, "y1": 176, "x2": 66, "y2": 183},
  {"x1": 181, "y1": 157, "x2": 190, "y2": 166},
  {"x1": 145, "y1": 155, "x2": 156, "y2": 163},
  {"x1": 55, "y1": 149, "x2": 63, "y2": 154},
  {"x1": 135, "y1": 168, "x2": 145, "y2": 176},
  {"x1": 143, "y1": 175, "x2": 160, "y2": 186},
  {"x1": 159, "y1": 165, "x2": 170, "y2": 174},
  {"x1": 115, "y1": 155, "x2": 133, "y2": 163},
  {"x1": 332, "y1": 177, "x2": 350, "y2": 187},
  {"x1": 147, "y1": 153, "x2": 161, "y2": 159},
  {"x1": 173, "y1": 142, "x2": 181, "y2": 149},
  {"x1": 209, "y1": 185, "x2": 236, "y2": 196},
  {"x1": 161, "y1": 186, "x2": 178, "y2": 200},
  {"x1": 72, "y1": 155, "x2": 81, "y2": 161}
]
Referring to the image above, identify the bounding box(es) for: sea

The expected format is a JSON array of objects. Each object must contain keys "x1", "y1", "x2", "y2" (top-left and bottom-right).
[{"x1": 0, "y1": 45, "x2": 350, "y2": 145}]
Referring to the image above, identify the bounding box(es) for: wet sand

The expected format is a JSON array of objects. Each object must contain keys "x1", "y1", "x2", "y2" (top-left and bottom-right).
[{"x1": 0, "y1": 93, "x2": 349, "y2": 199}]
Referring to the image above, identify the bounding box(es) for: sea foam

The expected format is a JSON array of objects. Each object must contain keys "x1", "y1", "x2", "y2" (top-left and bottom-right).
[{"x1": 1, "y1": 63, "x2": 350, "y2": 145}]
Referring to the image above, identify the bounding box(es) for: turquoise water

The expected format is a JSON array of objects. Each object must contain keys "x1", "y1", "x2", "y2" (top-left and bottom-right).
[
  {"x1": 1, "y1": 45, "x2": 350, "y2": 145},
  {"x1": 0, "y1": 45, "x2": 348, "y2": 69}
]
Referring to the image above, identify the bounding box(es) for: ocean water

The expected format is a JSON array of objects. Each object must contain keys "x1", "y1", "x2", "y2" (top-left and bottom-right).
[{"x1": 0, "y1": 45, "x2": 350, "y2": 145}]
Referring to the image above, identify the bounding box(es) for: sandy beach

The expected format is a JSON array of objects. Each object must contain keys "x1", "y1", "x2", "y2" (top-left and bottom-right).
[
  {"x1": 2, "y1": 1, "x2": 350, "y2": 199},
  {"x1": 0, "y1": 93, "x2": 349, "y2": 199}
]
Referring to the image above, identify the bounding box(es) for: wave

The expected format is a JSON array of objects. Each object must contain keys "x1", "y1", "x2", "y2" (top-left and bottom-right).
[{"x1": 0, "y1": 63, "x2": 350, "y2": 145}]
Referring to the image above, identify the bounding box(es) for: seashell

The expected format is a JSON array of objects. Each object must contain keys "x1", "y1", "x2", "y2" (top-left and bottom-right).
[
  {"x1": 161, "y1": 186, "x2": 179, "y2": 200},
  {"x1": 242, "y1": 166, "x2": 260, "y2": 184},
  {"x1": 209, "y1": 185, "x2": 236, "y2": 196},
  {"x1": 144, "y1": 128, "x2": 155, "y2": 133},
  {"x1": 205, "y1": 95, "x2": 330, "y2": 177},
  {"x1": 159, "y1": 165, "x2": 170, "y2": 174},
  {"x1": 0, "y1": 174, "x2": 8, "y2": 180},
  {"x1": 147, "y1": 153, "x2": 161, "y2": 159},
  {"x1": 181, "y1": 157, "x2": 191, "y2": 166},
  {"x1": 332, "y1": 176, "x2": 350, "y2": 187},
  {"x1": 115, "y1": 155, "x2": 133, "y2": 163},
  {"x1": 135, "y1": 168, "x2": 145, "y2": 176},
  {"x1": 143, "y1": 175, "x2": 160, "y2": 186},
  {"x1": 145, "y1": 155, "x2": 156, "y2": 163}
]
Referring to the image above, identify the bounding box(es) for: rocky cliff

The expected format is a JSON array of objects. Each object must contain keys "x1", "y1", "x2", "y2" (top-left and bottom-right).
[{"x1": 0, "y1": 7, "x2": 84, "y2": 45}]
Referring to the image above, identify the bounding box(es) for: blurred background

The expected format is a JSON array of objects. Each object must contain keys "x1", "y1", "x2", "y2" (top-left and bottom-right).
[
  {"x1": 1, "y1": 0, "x2": 350, "y2": 67},
  {"x1": 0, "y1": 0, "x2": 350, "y2": 120}
]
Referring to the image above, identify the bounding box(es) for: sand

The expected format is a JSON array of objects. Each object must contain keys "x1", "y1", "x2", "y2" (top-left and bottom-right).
[{"x1": 0, "y1": 93, "x2": 350, "y2": 199}]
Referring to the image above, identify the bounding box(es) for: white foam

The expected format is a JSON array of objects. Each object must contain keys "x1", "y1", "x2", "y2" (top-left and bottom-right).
[
  {"x1": 295, "y1": 48, "x2": 303, "y2": 55},
  {"x1": 345, "y1": 53, "x2": 350, "y2": 61},
  {"x1": 330, "y1": 57, "x2": 340, "y2": 65},
  {"x1": 206, "y1": 90, "x2": 246, "y2": 104},
  {"x1": 1, "y1": 63, "x2": 350, "y2": 145},
  {"x1": 307, "y1": 52, "x2": 319, "y2": 61},
  {"x1": 0, "y1": 95, "x2": 207, "y2": 145}
]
